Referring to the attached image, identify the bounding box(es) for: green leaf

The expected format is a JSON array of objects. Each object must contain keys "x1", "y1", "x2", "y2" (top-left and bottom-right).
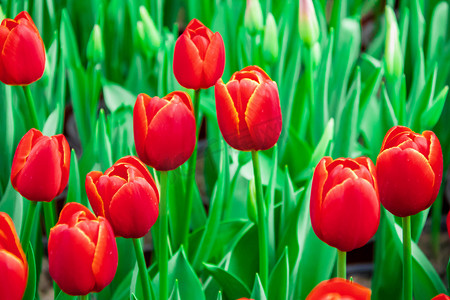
[
  {"x1": 380, "y1": 83, "x2": 398, "y2": 131},
  {"x1": 169, "y1": 279, "x2": 181, "y2": 300},
  {"x1": 154, "y1": 247, "x2": 205, "y2": 300},
  {"x1": 426, "y1": 2, "x2": 448, "y2": 65},
  {"x1": 0, "y1": 182, "x2": 23, "y2": 234},
  {"x1": 103, "y1": 81, "x2": 136, "y2": 113},
  {"x1": 54, "y1": 291, "x2": 76, "y2": 300},
  {"x1": 42, "y1": 104, "x2": 61, "y2": 137},
  {"x1": 66, "y1": 149, "x2": 87, "y2": 207},
  {"x1": 251, "y1": 274, "x2": 267, "y2": 300},
  {"x1": 60, "y1": 9, "x2": 82, "y2": 68},
  {"x1": 22, "y1": 243, "x2": 37, "y2": 300},
  {"x1": 266, "y1": 145, "x2": 278, "y2": 269},
  {"x1": 420, "y1": 86, "x2": 448, "y2": 130},
  {"x1": 204, "y1": 262, "x2": 251, "y2": 299},
  {"x1": 268, "y1": 248, "x2": 289, "y2": 300},
  {"x1": 95, "y1": 109, "x2": 113, "y2": 172}
]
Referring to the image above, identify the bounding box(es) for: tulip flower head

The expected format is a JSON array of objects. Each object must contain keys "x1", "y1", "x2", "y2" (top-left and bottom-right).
[
  {"x1": 134, "y1": 91, "x2": 196, "y2": 171},
  {"x1": 0, "y1": 11, "x2": 45, "y2": 85},
  {"x1": 310, "y1": 157, "x2": 380, "y2": 252},
  {"x1": 215, "y1": 65, "x2": 282, "y2": 151},
  {"x1": 48, "y1": 203, "x2": 118, "y2": 295},
  {"x1": 0, "y1": 212, "x2": 28, "y2": 300},
  {"x1": 376, "y1": 126, "x2": 443, "y2": 217},
  {"x1": 298, "y1": 0, "x2": 320, "y2": 47},
  {"x1": 86, "y1": 156, "x2": 159, "y2": 238},
  {"x1": 306, "y1": 278, "x2": 371, "y2": 300},
  {"x1": 173, "y1": 18, "x2": 225, "y2": 90},
  {"x1": 431, "y1": 294, "x2": 450, "y2": 300},
  {"x1": 11, "y1": 128, "x2": 70, "y2": 202}
]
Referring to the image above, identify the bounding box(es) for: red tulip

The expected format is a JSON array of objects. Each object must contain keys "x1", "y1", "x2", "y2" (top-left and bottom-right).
[
  {"x1": 215, "y1": 65, "x2": 282, "y2": 151},
  {"x1": 48, "y1": 202, "x2": 118, "y2": 295},
  {"x1": 133, "y1": 91, "x2": 196, "y2": 171},
  {"x1": 0, "y1": 212, "x2": 28, "y2": 300},
  {"x1": 173, "y1": 18, "x2": 225, "y2": 90},
  {"x1": 310, "y1": 157, "x2": 380, "y2": 252},
  {"x1": 432, "y1": 294, "x2": 450, "y2": 300},
  {"x1": 11, "y1": 128, "x2": 70, "y2": 202},
  {"x1": 306, "y1": 278, "x2": 371, "y2": 300},
  {"x1": 0, "y1": 11, "x2": 45, "y2": 85},
  {"x1": 376, "y1": 126, "x2": 443, "y2": 217},
  {"x1": 86, "y1": 156, "x2": 159, "y2": 238}
]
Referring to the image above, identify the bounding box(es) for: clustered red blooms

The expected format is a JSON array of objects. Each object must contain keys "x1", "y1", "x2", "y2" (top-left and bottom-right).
[
  {"x1": 0, "y1": 11, "x2": 45, "y2": 85},
  {"x1": 1, "y1": 9, "x2": 447, "y2": 300},
  {"x1": 0, "y1": 212, "x2": 28, "y2": 300},
  {"x1": 310, "y1": 157, "x2": 380, "y2": 252},
  {"x1": 306, "y1": 278, "x2": 371, "y2": 300},
  {"x1": 86, "y1": 156, "x2": 159, "y2": 238},
  {"x1": 48, "y1": 203, "x2": 118, "y2": 295}
]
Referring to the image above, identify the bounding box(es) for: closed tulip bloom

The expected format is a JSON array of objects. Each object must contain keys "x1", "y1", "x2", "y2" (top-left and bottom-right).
[
  {"x1": 86, "y1": 156, "x2": 159, "y2": 238},
  {"x1": 134, "y1": 91, "x2": 196, "y2": 171},
  {"x1": 215, "y1": 65, "x2": 282, "y2": 151},
  {"x1": 48, "y1": 203, "x2": 118, "y2": 295},
  {"x1": 0, "y1": 212, "x2": 28, "y2": 300},
  {"x1": 0, "y1": 11, "x2": 45, "y2": 85},
  {"x1": 173, "y1": 18, "x2": 225, "y2": 90},
  {"x1": 376, "y1": 126, "x2": 443, "y2": 217},
  {"x1": 310, "y1": 157, "x2": 380, "y2": 252},
  {"x1": 11, "y1": 128, "x2": 70, "y2": 202},
  {"x1": 306, "y1": 278, "x2": 371, "y2": 300}
]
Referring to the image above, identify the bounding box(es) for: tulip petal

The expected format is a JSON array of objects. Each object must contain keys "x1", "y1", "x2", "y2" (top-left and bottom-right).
[
  {"x1": 54, "y1": 134, "x2": 71, "y2": 195},
  {"x1": 380, "y1": 125, "x2": 411, "y2": 151},
  {"x1": 134, "y1": 94, "x2": 150, "y2": 164},
  {"x1": 109, "y1": 178, "x2": 159, "y2": 238},
  {"x1": 173, "y1": 34, "x2": 203, "y2": 89},
  {"x1": 424, "y1": 131, "x2": 443, "y2": 201},
  {"x1": 202, "y1": 32, "x2": 225, "y2": 87},
  {"x1": 14, "y1": 137, "x2": 62, "y2": 201},
  {"x1": 85, "y1": 172, "x2": 106, "y2": 218},
  {"x1": 92, "y1": 218, "x2": 118, "y2": 292},
  {"x1": 0, "y1": 250, "x2": 28, "y2": 300},
  {"x1": 377, "y1": 147, "x2": 435, "y2": 217},
  {"x1": 48, "y1": 225, "x2": 96, "y2": 295},
  {"x1": 1, "y1": 21, "x2": 45, "y2": 85},
  {"x1": 320, "y1": 178, "x2": 379, "y2": 251},
  {"x1": 144, "y1": 99, "x2": 196, "y2": 171},
  {"x1": 306, "y1": 278, "x2": 371, "y2": 300},
  {"x1": 310, "y1": 157, "x2": 332, "y2": 242},
  {"x1": 0, "y1": 212, "x2": 26, "y2": 266},
  {"x1": 245, "y1": 80, "x2": 282, "y2": 150},
  {"x1": 95, "y1": 175, "x2": 127, "y2": 222}
]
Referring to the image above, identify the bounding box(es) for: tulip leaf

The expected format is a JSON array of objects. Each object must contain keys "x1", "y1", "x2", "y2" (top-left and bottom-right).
[
  {"x1": 268, "y1": 248, "x2": 289, "y2": 300},
  {"x1": 131, "y1": 293, "x2": 138, "y2": 300},
  {"x1": 60, "y1": 9, "x2": 82, "y2": 68},
  {"x1": 42, "y1": 104, "x2": 61, "y2": 137},
  {"x1": 0, "y1": 182, "x2": 23, "y2": 234},
  {"x1": 426, "y1": 2, "x2": 448, "y2": 65},
  {"x1": 266, "y1": 145, "x2": 278, "y2": 268},
  {"x1": 103, "y1": 81, "x2": 136, "y2": 113},
  {"x1": 169, "y1": 279, "x2": 181, "y2": 300},
  {"x1": 54, "y1": 291, "x2": 76, "y2": 300},
  {"x1": 22, "y1": 243, "x2": 37, "y2": 300},
  {"x1": 380, "y1": 83, "x2": 398, "y2": 131},
  {"x1": 250, "y1": 274, "x2": 267, "y2": 300},
  {"x1": 216, "y1": 291, "x2": 223, "y2": 300},
  {"x1": 0, "y1": 84, "x2": 14, "y2": 190},
  {"x1": 420, "y1": 86, "x2": 448, "y2": 130},
  {"x1": 204, "y1": 262, "x2": 251, "y2": 299},
  {"x1": 95, "y1": 109, "x2": 113, "y2": 172},
  {"x1": 447, "y1": 257, "x2": 450, "y2": 289},
  {"x1": 154, "y1": 247, "x2": 205, "y2": 300}
]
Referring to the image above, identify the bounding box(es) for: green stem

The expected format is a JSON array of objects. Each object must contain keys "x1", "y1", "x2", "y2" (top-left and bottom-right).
[
  {"x1": 181, "y1": 89, "x2": 201, "y2": 251},
  {"x1": 79, "y1": 295, "x2": 88, "y2": 300},
  {"x1": 337, "y1": 250, "x2": 346, "y2": 279},
  {"x1": 251, "y1": 151, "x2": 268, "y2": 291},
  {"x1": 22, "y1": 86, "x2": 40, "y2": 130},
  {"x1": 43, "y1": 202, "x2": 56, "y2": 237},
  {"x1": 20, "y1": 201, "x2": 38, "y2": 254},
  {"x1": 132, "y1": 238, "x2": 151, "y2": 300},
  {"x1": 159, "y1": 171, "x2": 169, "y2": 300},
  {"x1": 307, "y1": 48, "x2": 315, "y2": 142},
  {"x1": 402, "y1": 216, "x2": 412, "y2": 300}
]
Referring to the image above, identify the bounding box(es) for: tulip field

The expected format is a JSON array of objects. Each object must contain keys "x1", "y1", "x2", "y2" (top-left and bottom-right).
[{"x1": 1, "y1": 0, "x2": 450, "y2": 299}]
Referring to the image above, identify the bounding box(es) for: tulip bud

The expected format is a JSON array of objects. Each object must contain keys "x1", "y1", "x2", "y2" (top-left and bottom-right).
[
  {"x1": 376, "y1": 126, "x2": 443, "y2": 217},
  {"x1": 86, "y1": 156, "x2": 160, "y2": 238},
  {"x1": 311, "y1": 41, "x2": 322, "y2": 67},
  {"x1": 298, "y1": 0, "x2": 320, "y2": 48},
  {"x1": 244, "y1": 0, "x2": 264, "y2": 35},
  {"x1": 87, "y1": 24, "x2": 104, "y2": 63},
  {"x1": 139, "y1": 6, "x2": 161, "y2": 51},
  {"x1": 0, "y1": 11, "x2": 46, "y2": 85},
  {"x1": 0, "y1": 212, "x2": 28, "y2": 300},
  {"x1": 306, "y1": 278, "x2": 371, "y2": 300},
  {"x1": 133, "y1": 91, "x2": 196, "y2": 171},
  {"x1": 11, "y1": 128, "x2": 71, "y2": 202},
  {"x1": 173, "y1": 19, "x2": 225, "y2": 90},
  {"x1": 384, "y1": 6, "x2": 403, "y2": 78},
  {"x1": 262, "y1": 13, "x2": 279, "y2": 64},
  {"x1": 215, "y1": 66, "x2": 282, "y2": 151},
  {"x1": 310, "y1": 157, "x2": 380, "y2": 252},
  {"x1": 48, "y1": 203, "x2": 118, "y2": 295}
]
